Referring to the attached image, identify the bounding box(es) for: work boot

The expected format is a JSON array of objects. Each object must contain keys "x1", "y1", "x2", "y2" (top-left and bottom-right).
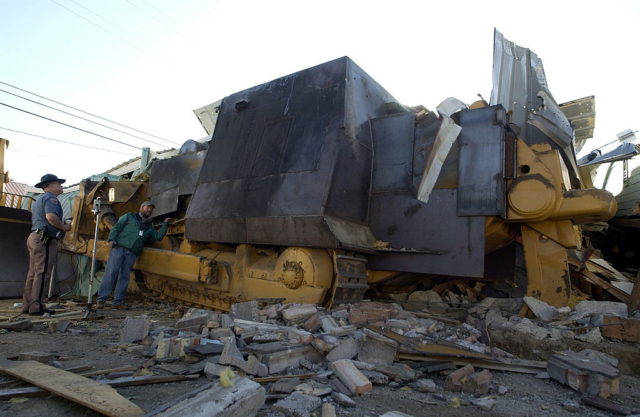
[
  {"x1": 95, "y1": 300, "x2": 105, "y2": 309},
  {"x1": 112, "y1": 303, "x2": 129, "y2": 310}
]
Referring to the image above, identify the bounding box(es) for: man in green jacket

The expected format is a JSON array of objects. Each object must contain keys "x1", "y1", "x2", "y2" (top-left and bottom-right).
[{"x1": 96, "y1": 201, "x2": 170, "y2": 308}]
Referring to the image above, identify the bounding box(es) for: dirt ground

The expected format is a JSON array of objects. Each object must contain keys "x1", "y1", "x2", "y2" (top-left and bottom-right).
[{"x1": 1, "y1": 297, "x2": 639, "y2": 417}]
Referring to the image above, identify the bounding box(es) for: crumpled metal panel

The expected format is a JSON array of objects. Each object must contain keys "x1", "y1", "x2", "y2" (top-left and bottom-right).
[
  {"x1": 559, "y1": 95, "x2": 595, "y2": 154},
  {"x1": 148, "y1": 150, "x2": 207, "y2": 217},
  {"x1": 490, "y1": 29, "x2": 580, "y2": 185},
  {"x1": 578, "y1": 143, "x2": 640, "y2": 166}
]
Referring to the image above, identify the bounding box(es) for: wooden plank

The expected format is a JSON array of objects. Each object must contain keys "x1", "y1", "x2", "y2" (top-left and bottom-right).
[
  {"x1": 629, "y1": 269, "x2": 640, "y2": 312},
  {"x1": 587, "y1": 259, "x2": 629, "y2": 282},
  {"x1": 601, "y1": 316, "x2": 640, "y2": 343},
  {"x1": 80, "y1": 366, "x2": 137, "y2": 377},
  {"x1": 398, "y1": 353, "x2": 545, "y2": 374},
  {"x1": 367, "y1": 325, "x2": 492, "y2": 360},
  {"x1": 0, "y1": 359, "x2": 144, "y2": 417},
  {"x1": 252, "y1": 373, "x2": 316, "y2": 383},
  {"x1": 581, "y1": 396, "x2": 631, "y2": 415},
  {"x1": 0, "y1": 374, "x2": 197, "y2": 401},
  {"x1": 579, "y1": 270, "x2": 630, "y2": 303}
]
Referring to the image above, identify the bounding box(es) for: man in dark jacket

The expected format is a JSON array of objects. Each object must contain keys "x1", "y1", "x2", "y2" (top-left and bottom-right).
[
  {"x1": 23, "y1": 174, "x2": 71, "y2": 315},
  {"x1": 96, "y1": 201, "x2": 169, "y2": 308}
]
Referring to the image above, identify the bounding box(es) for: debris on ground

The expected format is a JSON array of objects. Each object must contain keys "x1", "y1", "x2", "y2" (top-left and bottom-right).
[{"x1": 2, "y1": 276, "x2": 640, "y2": 417}]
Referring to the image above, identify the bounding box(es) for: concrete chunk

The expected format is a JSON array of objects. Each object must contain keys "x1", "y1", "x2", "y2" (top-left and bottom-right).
[
  {"x1": 330, "y1": 359, "x2": 372, "y2": 395},
  {"x1": 357, "y1": 328, "x2": 398, "y2": 365},
  {"x1": 330, "y1": 391, "x2": 355, "y2": 407},
  {"x1": 524, "y1": 296, "x2": 563, "y2": 322},
  {"x1": 326, "y1": 337, "x2": 360, "y2": 362},
  {"x1": 231, "y1": 300, "x2": 259, "y2": 321},
  {"x1": 573, "y1": 301, "x2": 628, "y2": 319},
  {"x1": 153, "y1": 377, "x2": 265, "y2": 417},
  {"x1": 282, "y1": 305, "x2": 318, "y2": 323},
  {"x1": 120, "y1": 315, "x2": 150, "y2": 343},
  {"x1": 272, "y1": 392, "x2": 321, "y2": 417},
  {"x1": 218, "y1": 338, "x2": 268, "y2": 376}
]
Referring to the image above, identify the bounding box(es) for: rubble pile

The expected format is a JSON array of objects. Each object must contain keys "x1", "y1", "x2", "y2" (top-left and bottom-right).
[
  {"x1": 1, "y1": 281, "x2": 639, "y2": 416},
  {"x1": 86, "y1": 289, "x2": 638, "y2": 417}
]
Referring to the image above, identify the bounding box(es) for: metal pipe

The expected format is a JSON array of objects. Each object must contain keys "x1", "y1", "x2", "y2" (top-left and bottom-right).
[
  {"x1": 47, "y1": 264, "x2": 56, "y2": 300},
  {"x1": 87, "y1": 198, "x2": 102, "y2": 305}
]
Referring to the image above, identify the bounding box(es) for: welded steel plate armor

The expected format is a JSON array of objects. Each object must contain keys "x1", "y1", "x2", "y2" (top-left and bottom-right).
[{"x1": 186, "y1": 57, "x2": 393, "y2": 249}]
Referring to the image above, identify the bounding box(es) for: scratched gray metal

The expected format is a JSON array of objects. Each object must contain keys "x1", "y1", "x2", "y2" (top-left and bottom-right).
[
  {"x1": 490, "y1": 29, "x2": 580, "y2": 186},
  {"x1": 148, "y1": 149, "x2": 206, "y2": 217},
  {"x1": 368, "y1": 112, "x2": 484, "y2": 276},
  {"x1": 185, "y1": 57, "x2": 393, "y2": 247},
  {"x1": 457, "y1": 105, "x2": 507, "y2": 217},
  {"x1": 368, "y1": 189, "x2": 485, "y2": 277}
]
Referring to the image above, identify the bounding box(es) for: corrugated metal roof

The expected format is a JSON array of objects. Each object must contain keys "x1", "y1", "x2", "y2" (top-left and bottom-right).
[
  {"x1": 4, "y1": 181, "x2": 26, "y2": 195},
  {"x1": 560, "y1": 96, "x2": 596, "y2": 153}
]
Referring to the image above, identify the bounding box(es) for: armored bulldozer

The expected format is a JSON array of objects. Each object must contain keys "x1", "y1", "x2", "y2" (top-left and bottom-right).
[{"x1": 62, "y1": 32, "x2": 617, "y2": 309}]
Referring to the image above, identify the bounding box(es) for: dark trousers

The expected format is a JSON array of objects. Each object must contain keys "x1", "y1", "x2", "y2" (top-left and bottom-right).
[
  {"x1": 22, "y1": 231, "x2": 58, "y2": 314},
  {"x1": 97, "y1": 246, "x2": 137, "y2": 305}
]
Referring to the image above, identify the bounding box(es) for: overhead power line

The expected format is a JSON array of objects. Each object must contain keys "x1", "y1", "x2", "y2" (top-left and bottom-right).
[
  {"x1": 7, "y1": 147, "x2": 97, "y2": 164},
  {"x1": 0, "y1": 126, "x2": 138, "y2": 156},
  {"x1": 0, "y1": 102, "x2": 142, "y2": 150},
  {"x1": 50, "y1": 0, "x2": 144, "y2": 53},
  {"x1": 0, "y1": 81, "x2": 179, "y2": 146},
  {"x1": 0, "y1": 87, "x2": 169, "y2": 148},
  {"x1": 68, "y1": 0, "x2": 145, "y2": 44}
]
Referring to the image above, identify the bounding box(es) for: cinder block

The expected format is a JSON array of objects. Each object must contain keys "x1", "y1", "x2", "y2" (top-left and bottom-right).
[
  {"x1": 326, "y1": 337, "x2": 360, "y2": 362},
  {"x1": 120, "y1": 315, "x2": 150, "y2": 343},
  {"x1": 330, "y1": 359, "x2": 372, "y2": 395}
]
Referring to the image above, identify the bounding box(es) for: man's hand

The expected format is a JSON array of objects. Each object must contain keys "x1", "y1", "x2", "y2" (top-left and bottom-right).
[
  {"x1": 163, "y1": 218, "x2": 173, "y2": 223},
  {"x1": 108, "y1": 241, "x2": 116, "y2": 248},
  {"x1": 62, "y1": 224, "x2": 72, "y2": 232}
]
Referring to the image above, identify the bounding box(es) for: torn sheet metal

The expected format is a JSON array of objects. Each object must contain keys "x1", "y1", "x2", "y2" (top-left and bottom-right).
[
  {"x1": 578, "y1": 143, "x2": 640, "y2": 166},
  {"x1": 436, "y1": 97, "x2": 467, "y2": 118},
  {"x1": 559, "y1": 96, "x2": 595, "y2": 154},
  {"x1": 417, "y1": 115, "x2": 461, "y2": 204},
  {"x1": 490, "y1": 29, "x2": 580, "y2": 185}
]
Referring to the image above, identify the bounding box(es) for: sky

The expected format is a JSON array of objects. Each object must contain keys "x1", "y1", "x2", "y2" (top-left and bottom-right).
[{"x1": 0, "y1": 0, "x2": 638, "y2": 194}]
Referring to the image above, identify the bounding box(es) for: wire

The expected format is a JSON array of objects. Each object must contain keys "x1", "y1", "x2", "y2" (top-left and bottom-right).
[
  {"x1": 0, "y1": 102, "x2": 142, "y2": 150},
  {"x1": 49, "y1": 0, "x2": 144, "y2": 54},
  {"x1": 0, "y1": 81, "x2": 178, "y2": 146},
  {"x1": 7, "y1": 147, "x2": 99, "y2": 164},
  {"x1": 0, "y1": 126, "x2": 138, "y2": 156},
  {"x1": 68, "y1": 0, "x2": 145, "y2": 44},
  {"x1": 141, "y1": 0, "x2": 178, "y2": 25},
  {"x1": 0, "y1": 87, "x2": 170, "y2": 148},
  {"x1": 126, "y1": 0, "x2": 172, "y2": 30}
]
